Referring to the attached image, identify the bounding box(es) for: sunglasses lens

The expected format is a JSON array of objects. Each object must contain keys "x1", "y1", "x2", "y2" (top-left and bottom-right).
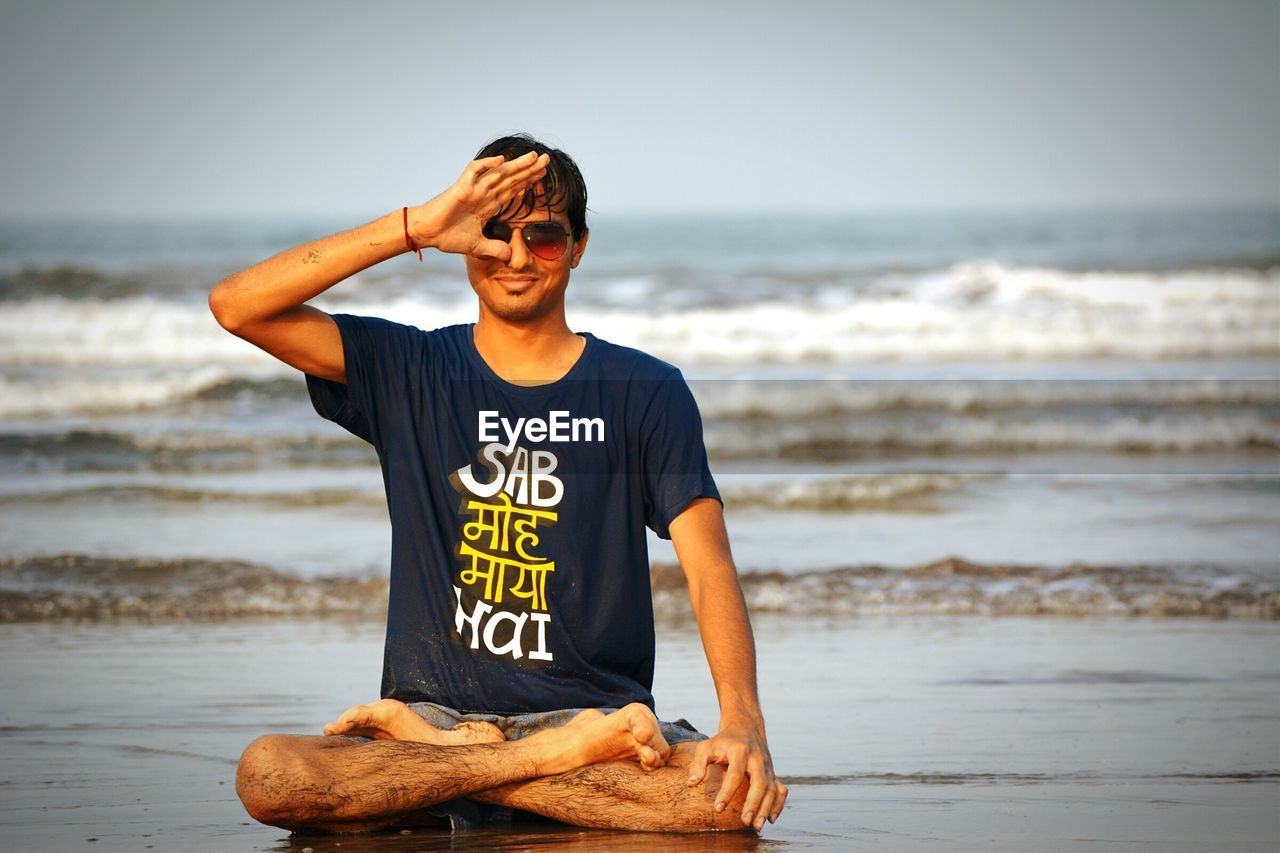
[
  {"x1": 482, "y1": 220, "x2": 568, "y2": 260},
  {"x1": 481, "y1": 220, "x2": 512, "y2": 242},
  {"x1": 524, "y1": 224, "x2": 568, "y2": 260}
]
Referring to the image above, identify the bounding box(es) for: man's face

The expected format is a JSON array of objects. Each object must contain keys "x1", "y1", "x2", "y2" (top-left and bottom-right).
[{"x1": 465, "y1": 196, "x2": 588, "y2": 324}]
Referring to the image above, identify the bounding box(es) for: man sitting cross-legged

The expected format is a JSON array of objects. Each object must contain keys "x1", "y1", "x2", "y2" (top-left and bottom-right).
[
  {"x1": 237, "y1": 697, "x2": 770, "y2": 832},
  {"x1": 215, "y1": 133, "x2": 787, "y2": 834}
]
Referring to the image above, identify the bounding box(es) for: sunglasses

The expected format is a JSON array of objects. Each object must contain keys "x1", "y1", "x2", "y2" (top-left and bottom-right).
[{"x1": 481, "y1": 219, "x2": 570, "y2": 261}]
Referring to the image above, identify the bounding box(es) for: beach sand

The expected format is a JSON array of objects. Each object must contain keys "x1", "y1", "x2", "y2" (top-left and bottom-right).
[{"x1": 1, "y1": 615, "x2": 1276, "y2": 851}]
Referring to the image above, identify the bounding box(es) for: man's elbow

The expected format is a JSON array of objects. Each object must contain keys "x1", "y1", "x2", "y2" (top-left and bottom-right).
[{"x1": 208, "y1": 279, "x2": 248, "y2": 335}]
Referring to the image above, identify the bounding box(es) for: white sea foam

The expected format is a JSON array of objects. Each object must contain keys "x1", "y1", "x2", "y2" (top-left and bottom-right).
[
  {"x1": 1, "y1": 262, "x2": 1276, "y2": 422},
  {"x1": 718, "y1": 473, "x2": 989, "y2": 511},
  {"x1": 2, "y1": 264, "x2": 1276, "y2": 371},
  {"x1": 0, "y1": 368, "x2": 236, "y2": 418},
  {"x1": 586, "y1": 262, "x2": 1280, "y2": 364}
]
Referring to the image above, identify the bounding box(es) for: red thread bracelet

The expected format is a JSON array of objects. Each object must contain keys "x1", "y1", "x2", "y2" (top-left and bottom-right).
[{"x1": 403, "y1": 206, "x2": 422, "y2": 262}]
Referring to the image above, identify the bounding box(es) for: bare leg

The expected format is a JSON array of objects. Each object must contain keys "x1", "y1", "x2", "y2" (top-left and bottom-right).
[
  {"x1": 235, "y1": 702, "x2": 669, "y2": 833},
  {"x1": 335, "y1": 705, "x2": 758, "y2": 832},
  {"x1": 469, "y1": 740, "x2": 755, "y2": 832}
]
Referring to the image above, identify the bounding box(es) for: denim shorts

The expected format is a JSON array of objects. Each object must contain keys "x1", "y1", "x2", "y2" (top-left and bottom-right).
[{"x1": 334, "y1": 701, "x2": 706, "y2": 830}]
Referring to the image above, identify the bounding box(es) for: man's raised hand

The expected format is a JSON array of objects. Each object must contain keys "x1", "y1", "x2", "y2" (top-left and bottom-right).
[{"x1": 408, "y1": 151, "x2": 550, "y2": 262}]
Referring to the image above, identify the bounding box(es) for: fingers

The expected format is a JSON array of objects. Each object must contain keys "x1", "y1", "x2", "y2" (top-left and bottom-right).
[
  {"x1": 713, "y1": 755, "x2": 747, "y2": 815},
  {"x1": 769, "y1": 780, "x2": 789, "y2": 823},
  {"x1": 486, "y1": 161, "x2": 550, "y2": 212},
  {"x1": 476, "y1": 151, "x2": 547, "y2": 189},
  {"x1": 753, "y1": 779, "x2": 789, "y2": 827},
  {"x1": 752, "y1": 782, "x2": 776, "y2": 832},
  {"x1": 464, "y1": 154, "x2": 507, "y2": 180},
  {"x1": 686, "y1": 740, "x2": 712, "y2": 787},
  {"x1": 739, "y1": 755, "x2": 767, "y2": 829},
  {"x1": 471, "y1": 240, "x2": 512, "y2": 263},
  {"x1": 491, "y1": 154, "x2": 549, "y2": 194},
  {"x1": 492, "y1": 171, "x2": 548, "y2": 209}
]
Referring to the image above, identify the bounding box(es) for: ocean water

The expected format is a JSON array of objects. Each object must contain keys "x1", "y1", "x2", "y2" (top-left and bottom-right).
[
  {"x1": 1, "y1": 207, "x2": 1277, "y2": 616},
  {"x1": 1, "y1": 207, "x2": 1278, "y2": 849}
]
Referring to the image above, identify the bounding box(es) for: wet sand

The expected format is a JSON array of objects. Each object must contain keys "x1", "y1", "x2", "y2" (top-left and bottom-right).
[{"x1": 1, "y1": 615, "x2": 1276, "y2": 851}]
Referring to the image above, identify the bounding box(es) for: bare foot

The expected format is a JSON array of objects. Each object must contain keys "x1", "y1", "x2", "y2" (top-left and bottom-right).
[
  {"x1": 536, "y1": 703, "x2": 671, "y2": 775},
  {"x1": 322, "y1": 699, "x2": 503, "y2": 745},
  {"x1": 566, "y1": 708, "x2": 606, "y2": 727},
  {"x1": 445, "y1": 720, "x2": 507, "y2": 744}
]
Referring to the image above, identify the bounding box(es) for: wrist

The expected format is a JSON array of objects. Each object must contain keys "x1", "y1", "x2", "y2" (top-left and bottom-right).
[
  {"x1": 404, "y1": 204, "x2": 437, "y2": 253},
  {"x1": 718, "y1": 707, "x2": 765, "y2": 732}
]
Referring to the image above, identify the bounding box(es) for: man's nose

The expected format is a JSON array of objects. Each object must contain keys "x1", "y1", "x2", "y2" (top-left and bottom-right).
[{"x1": 507, "y1": 229, "x2": 534, "y2": 269}]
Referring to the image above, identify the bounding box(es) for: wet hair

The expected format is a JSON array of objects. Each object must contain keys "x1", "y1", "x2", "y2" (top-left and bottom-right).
[{"x1": 475, "y1": 133, "x2": 589, "y2": 241}]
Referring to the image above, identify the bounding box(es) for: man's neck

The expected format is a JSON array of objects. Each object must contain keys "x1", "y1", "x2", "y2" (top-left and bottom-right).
[{"x1": 472, "y1": 314, "x2": 586, "y2": 386}]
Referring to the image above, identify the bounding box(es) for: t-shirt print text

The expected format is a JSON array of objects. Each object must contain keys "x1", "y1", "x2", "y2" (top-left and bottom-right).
[{"x1": 447, "y1": 409, "x2": 605, "y2": 664}]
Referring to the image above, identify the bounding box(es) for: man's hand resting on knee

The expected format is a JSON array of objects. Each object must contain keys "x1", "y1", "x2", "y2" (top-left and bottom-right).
[{"x1": 685, "y1": 722, "x2": 788, "y2": 831}]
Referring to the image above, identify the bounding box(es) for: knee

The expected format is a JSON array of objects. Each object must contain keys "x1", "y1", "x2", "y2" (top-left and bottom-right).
[{"x1": 235, "y1": 734, "x2": 311, "y2": 826}]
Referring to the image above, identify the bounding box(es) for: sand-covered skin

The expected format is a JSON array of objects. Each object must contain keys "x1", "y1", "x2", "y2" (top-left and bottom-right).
[{"x1": 1, "y1": 616, "x2": 1276, "y2": 851}]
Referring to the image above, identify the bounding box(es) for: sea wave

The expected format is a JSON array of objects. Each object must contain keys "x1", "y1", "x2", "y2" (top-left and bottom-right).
[
  {"x1": 2, "y1": 555, "x2": 1275, "y2": 623},
  {"x1": 718, "y1": 473, "x2": 989, "y2": 511},
  {"x1": 1, "y1": 263, "x2": 1276, "y2": 371},
  {"x1": 691, "y1": 379, "x2": 1280, "y2": 419},
  {"x1": 0, "y1": 368, "x2": 239, "y2": 418},
  {"x1": 0, "y1": 555, "x2": 387, "y2": 621},
  {"x1": 9, "y1": 367, "x2": 1280, "y2": 421},
  {"x1": 706, "y1": 410, "x2": 1280, "y2": 457},
  {"x1": 0, "y1": 473, "x2": 986, "y2": 515},
  {"x1": 0, "y1": 482, "x2": 388, "y2": 510},
  {"x1": 3, "y1": 412, "x2": 1276, "y2": 478},
  {"x1": 652, "y1": 557, "x2": 1280, "y2": 621},
  {"x1": 0, "y1": 429, "x2": 371, "y2": 474},
  {"x1": 0, "y1": 265, "x2": 194, "y2": 302},
  {"x1": 583, "y1": 262, "x2": 1280, "y2": 363}
]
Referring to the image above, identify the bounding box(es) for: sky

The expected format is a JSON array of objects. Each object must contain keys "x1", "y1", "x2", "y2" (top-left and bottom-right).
[{"x1": 1, "y1": 0, "x2": 1277, "y2": 218}]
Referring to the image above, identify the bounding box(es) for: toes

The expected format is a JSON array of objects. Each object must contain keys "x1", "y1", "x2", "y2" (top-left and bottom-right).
[{"x1": 619, "y1": 704, "x2": 669, "y2": 766}]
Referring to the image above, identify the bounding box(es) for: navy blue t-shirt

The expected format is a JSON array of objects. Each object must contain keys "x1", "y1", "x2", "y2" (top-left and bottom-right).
[{"x1": 306, "y1": 317, "x2": 720, "y2": 714}]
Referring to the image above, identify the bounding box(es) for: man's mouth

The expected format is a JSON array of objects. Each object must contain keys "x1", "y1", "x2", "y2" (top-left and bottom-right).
[{"x1": 493, "y1": 276, "x2": 538, "y2": 292}]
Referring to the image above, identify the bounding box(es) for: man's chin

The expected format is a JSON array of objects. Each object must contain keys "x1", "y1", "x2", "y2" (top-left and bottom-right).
[{"x1": 486, "y1": 297, "x2": 546, "y2": 323}]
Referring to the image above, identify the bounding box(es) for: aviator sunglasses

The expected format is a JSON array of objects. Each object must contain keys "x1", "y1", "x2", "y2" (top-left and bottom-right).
[{"x1": 481, "y1": 219, "x2": 571, "y2": 261}]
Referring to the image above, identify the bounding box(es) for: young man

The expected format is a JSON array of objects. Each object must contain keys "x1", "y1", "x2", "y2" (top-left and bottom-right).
[{"x1": 211, "y1": 134, "x2": 786, "y2": 834}]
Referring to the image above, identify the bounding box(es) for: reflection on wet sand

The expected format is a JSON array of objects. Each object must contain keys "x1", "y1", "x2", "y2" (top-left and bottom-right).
[{"x1": 274, "y1": 816, "x2": 779, "y2": 853}]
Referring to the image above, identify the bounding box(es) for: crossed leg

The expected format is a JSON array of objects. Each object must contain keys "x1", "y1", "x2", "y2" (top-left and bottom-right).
[
  {"x1": 468, "y1": 740, "x2": 752, "y2": 831},
  {"x1": 236, "y1": 700, "x2": 751, "y2": 833}
]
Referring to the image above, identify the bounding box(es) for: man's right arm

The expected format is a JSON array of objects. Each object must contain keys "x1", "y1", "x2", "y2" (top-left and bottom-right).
[
  {"x1": 207, "y1": 209, "x2": 411, "y2": 383},
  {"x1": 208, "y1": 150, "x2": 550, "y2": 383}
]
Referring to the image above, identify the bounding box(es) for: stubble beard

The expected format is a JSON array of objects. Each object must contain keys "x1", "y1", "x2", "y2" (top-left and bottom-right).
[
  {"x1": 480, "y1": 280, "x2": 567, "y2": 324},
  {"x1": 484, "y1": 291, "x2": 551, "y2": 323}
]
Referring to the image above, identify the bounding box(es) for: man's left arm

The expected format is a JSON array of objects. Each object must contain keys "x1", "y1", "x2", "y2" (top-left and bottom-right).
[{"x1": 669, "y1": 497, "x2": 788, "y2": 831}]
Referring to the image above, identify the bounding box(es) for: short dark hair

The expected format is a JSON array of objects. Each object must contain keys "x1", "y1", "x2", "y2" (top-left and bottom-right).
[{"x1": 474, "y1": 133, "x2": 589, "y2": 241}]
